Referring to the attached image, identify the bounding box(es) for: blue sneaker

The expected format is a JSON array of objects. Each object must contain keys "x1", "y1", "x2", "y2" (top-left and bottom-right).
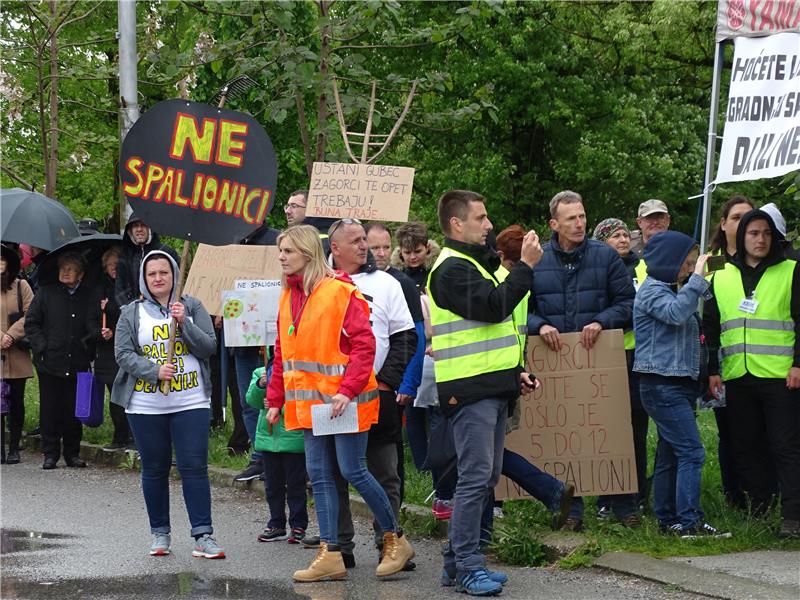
[
  {"x1": 455, "y1": 569, "x2": 504, "y2": 596},
  {"x1": 442, "y1": 568, "x2": 508, "y2": 587}
]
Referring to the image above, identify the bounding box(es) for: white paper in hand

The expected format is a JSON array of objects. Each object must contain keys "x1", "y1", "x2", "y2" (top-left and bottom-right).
[{"x1": 311, "y1": 402, "x2": 359, "y2": 436}]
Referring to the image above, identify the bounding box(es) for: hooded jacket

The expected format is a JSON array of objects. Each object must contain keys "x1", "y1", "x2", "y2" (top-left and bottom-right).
[
  {"x1": 633, "y1": 231, "x2": 708, "y2": 380},
  {"x1": 110, "y1": 250, "x2": 216, "y2": 409},
  {"x1": 390, "y1": 239, "x2": 442, "y2": 292},
  {"x1": 703, "y1": 210, "x2": 800, "y2": 376},
  {"x1": 114, "y1": 213, "x2": 180, "y2": 307}
]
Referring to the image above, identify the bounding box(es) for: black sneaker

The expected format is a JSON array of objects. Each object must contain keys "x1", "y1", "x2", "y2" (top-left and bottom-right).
[
  {"x1": 103, "y1": 441, "x2": 126, "y2": 452},
  {"x1": 27, "y1": 427, "x2": 41, "y2": 439},
  {"x1": 596, "y1": 505, "x2": 612, "y2": 520},
  {"x1": 680, "y1": 522, "x2": 732, "y2": 539},
  {"x1": 234, "y1": 462, "x2": 263, "y2": 482},
  {"x1": 660, "y1": 523, "x2": 683, "y2": 535},
  {"x1": 779, "y1": 519, "x2": 800, "y2": 539},
  {"x1": 257, "y1": 527, "x2": 287, "y2": 542},
  {"x1": 301, "y1": 535, "x2": 321, "y2": 549},
  {"x1": 551, "y1": 482, "x2": 575, "y2": 530}
]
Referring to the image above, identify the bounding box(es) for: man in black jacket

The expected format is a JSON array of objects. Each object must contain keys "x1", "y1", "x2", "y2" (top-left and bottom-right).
[
  {"x1": 115, "y1": 213, "x2": 179, "y2": 307},
  {"x1": 428, "y1": 190, "x2": 542, "y2": 594},
  {"x1": 328, "y1": 218, "x2": 418, "y2": 568},
  {"x1": 25, "y1": 253, "x2": 96, "y2": 469}
]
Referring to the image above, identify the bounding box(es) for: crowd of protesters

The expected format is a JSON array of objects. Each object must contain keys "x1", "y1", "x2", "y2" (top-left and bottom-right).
[{"x1": 1, "y1": 187, "x2": 798, "y2": 595}]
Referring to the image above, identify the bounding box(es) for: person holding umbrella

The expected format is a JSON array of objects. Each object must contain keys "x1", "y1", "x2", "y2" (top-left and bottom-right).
[
  {"x1": 24, "y1": 252, "x2": 95, "y2": 469},
  {"x1": 1, "y1": 244, "x2": 34, "y2": 464}
]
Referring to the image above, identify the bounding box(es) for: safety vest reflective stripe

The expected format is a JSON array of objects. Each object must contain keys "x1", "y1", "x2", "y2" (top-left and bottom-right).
[
  {"x1": 432, "y1": 315, "x2": 513, "y2": 336},
  {"x1": 285, "y1": 388, "x2": 377, "y2": 404},
  {"x1": 433, "y1": 334, "x2": 521, "y2": 361},
  {"x1": 720, "y1": 318, "x2": 794, "y2": 333},
  {"x1": 428, "y1": 248, "x2": 523, "y2": 382},
  {"x1": 282, "y1": 360, "x2": 347, "y2": 376},
  {"x1": 517, "y1": 325, "x2": 528, "y2": 336},
  {"x1": 720, "y1": 343, "x2": 794, "y2": 358}
]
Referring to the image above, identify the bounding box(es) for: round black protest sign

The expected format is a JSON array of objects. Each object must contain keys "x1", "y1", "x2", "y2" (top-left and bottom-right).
[{"x1": 120, "y1": 99, "x2": 277, "y2": 246}]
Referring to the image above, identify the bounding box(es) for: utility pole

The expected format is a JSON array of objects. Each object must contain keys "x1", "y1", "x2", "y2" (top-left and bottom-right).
[{"x1": 117, "y1": 0, "x2": 138, "y2": 230}]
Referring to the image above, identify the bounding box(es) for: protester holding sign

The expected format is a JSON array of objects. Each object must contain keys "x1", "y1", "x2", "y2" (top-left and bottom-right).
[
  {"x1": 112, "y1": 250, "x2": 224, "y2": 559},
  {"x1": 528, "y1": 191, "x2": 637, "y2": 531},
  {"x1": 265, "y1": 225, "x2": 414, "y2": 582},
  {"x1": 703, "y1": 210, "x2": 800, "y2": 539},
  {"x1": 634, "y1": 232, "x2": 725, "y2": 538}
]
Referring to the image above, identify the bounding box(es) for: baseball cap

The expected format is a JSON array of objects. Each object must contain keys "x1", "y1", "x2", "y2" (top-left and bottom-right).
[
  {"x1": 638, "y1": 199, "x2": 669, "y2": 218},
  {"x1": 760, "y1": 203, "x2": 787, "y2": 237}
]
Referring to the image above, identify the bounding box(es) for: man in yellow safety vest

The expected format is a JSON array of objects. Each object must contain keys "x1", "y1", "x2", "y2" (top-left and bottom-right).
[{"x1": 427, "y1": 190, "x2": 542, "y2": 595}]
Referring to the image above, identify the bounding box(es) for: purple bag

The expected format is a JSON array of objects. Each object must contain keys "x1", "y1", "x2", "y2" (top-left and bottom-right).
[
  {"x1": 1, "y1": 381, "x2": 10, "y2": 414},
  {"x1": 75, "y1": 372, "x2": 104, "y2": 427}
]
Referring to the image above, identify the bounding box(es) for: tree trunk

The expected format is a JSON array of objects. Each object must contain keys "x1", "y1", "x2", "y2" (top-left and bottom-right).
[
  {"x1": 315, "y1": 0, "x2": 331, "y2": 163},
  {"x1": 45, "y1": 0, "x2": 59, "y2": 197}
]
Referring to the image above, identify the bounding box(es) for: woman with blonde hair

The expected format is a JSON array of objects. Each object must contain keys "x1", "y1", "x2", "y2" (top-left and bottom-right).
[{"x1": 265, "y1": 224, "x2": 414, "y2": 582}]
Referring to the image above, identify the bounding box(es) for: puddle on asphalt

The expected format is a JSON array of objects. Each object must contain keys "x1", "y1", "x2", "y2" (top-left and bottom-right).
[
  {"x1": 0, "y1": 529, "x2": 76, "y2": 554},
  {"x1": 1, "y1": 572, "x2": 310, "y2": 599}
]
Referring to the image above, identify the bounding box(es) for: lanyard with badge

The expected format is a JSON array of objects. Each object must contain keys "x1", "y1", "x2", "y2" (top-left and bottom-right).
[{"x1": 738, "y1": 291, "x2": 759, "y2": 315}]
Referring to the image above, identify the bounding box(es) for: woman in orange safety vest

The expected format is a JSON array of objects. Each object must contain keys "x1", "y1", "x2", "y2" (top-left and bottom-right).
[{"x1": 265, "y1": 224, "x2": 414, "y2": 582}]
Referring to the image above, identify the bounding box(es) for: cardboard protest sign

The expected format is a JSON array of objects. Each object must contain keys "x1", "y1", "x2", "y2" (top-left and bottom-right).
[
  {"x1": 715, "y1": 32, "x2": 800, "y2": 184},
  {"x1": 496, "y1": 330, "x2": 637, "y2": 500},
  {"x1": 307, "y1": 162, "x2": 414, "y2": 222},
  {"x1": 221, "y1": 285, "x2": 281, "y2": 347},
  {"x1": 120, "y1": 99, "x2": 277, "y2": 245},
  {"x1": 184, "y1": 244, "x2": 282, "y2": 315}
]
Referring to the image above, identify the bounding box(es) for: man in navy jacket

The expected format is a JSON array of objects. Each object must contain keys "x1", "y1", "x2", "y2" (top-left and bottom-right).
[{"x1": 528, "y1": 190, "x2": 636, "y2": 531}]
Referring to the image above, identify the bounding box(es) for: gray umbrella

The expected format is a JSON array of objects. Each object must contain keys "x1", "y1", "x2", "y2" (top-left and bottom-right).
[{"x1": 0, "y1": 188, "x2": 80, "y2": 251}]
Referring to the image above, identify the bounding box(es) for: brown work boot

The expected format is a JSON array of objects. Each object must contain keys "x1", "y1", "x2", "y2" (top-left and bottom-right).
[
  {"x1": 561, "y1": 516, "x2": 584, "y2": 532},
  {"x1": 292, "y1": 542, "x2": 347, "y2": 582},
  {"x1": 375, "y1": 531, "x2": 415, "y2": 577}
]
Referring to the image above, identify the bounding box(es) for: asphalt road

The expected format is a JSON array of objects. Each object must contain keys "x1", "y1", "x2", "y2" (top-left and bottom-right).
[{"x1": 0, "y1": 457, "x2": 704, "y2": 599}]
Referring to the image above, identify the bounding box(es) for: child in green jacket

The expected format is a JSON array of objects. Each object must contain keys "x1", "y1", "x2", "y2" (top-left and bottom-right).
[{"x1": 246, "y1": 366, "x2": 308, "y2": 542}]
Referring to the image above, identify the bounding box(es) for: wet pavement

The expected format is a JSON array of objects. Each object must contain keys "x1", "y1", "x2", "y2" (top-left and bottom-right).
[{"x1": 0, "y1": 456, "x2": 705, "y2": 599}]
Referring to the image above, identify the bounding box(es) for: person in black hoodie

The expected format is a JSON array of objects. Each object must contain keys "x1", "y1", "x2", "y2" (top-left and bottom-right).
[
  {"x1": 25, "y1": 252, "x2": 96, "y2": 469},
  {"x1": 88, "y1": 245, "x2": 132, "y2": 451},
  {"x1": 115, "y1": 213, "x2": 179, "y2": 307},
  {"x1": 704, "y1": 209, "x2": 800, "y2": 539}
]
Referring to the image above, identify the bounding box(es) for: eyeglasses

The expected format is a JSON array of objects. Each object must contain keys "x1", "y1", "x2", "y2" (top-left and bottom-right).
[
  {"x1": 328, "y1": 218, "x2": 362, "y2": 237},
  {"x1": 284, "y1": 203, "x2": 307, "y2": 210}
]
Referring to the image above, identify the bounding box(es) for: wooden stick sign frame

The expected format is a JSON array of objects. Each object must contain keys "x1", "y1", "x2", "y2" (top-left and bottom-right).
[{"x1": 305, "y1": 79, "x2": 417, "y2": 223}]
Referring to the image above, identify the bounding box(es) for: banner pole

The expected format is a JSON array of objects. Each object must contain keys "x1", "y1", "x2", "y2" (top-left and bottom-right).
[{"x1": 700, "y1": 41, "x2": 726, "y2": 253}]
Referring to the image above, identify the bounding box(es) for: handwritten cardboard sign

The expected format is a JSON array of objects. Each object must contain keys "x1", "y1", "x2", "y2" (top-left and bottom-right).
[
  {"x1": 307, "y1": 161, "x2": 414, "y2": 222},
  {"x1": 496, "y1": 330, "x2": 638, "y2": 499},
  {"x1": 184, "y1": 244, "x2": 282, "y2": 315},
  {"x1": 120, "y1": 99, "x2": 278, "y2": 245}
]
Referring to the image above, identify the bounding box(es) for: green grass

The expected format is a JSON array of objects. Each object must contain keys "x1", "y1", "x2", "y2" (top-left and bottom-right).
[{"x1": 21, "y1": 378, "x2": 800, "y2": 564}]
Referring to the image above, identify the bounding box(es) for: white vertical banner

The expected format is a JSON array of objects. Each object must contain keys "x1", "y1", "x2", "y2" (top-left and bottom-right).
[{"x1": 714, "y1": 32, "x2": 800, "y2": 184}]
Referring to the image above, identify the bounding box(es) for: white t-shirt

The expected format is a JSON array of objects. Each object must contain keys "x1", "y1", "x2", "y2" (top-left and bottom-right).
[
  {"x1": 349, "y1": 270, "x2": 415, "y2": 373},
  {"x1": 127, "y1": 304, "x2": 208, "y2": 415}
]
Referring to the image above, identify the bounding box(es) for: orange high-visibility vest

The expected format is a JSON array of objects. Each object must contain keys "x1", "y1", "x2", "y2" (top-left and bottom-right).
[{"x1": 279, "y1": 277, "x2": 379, "y2": 432}]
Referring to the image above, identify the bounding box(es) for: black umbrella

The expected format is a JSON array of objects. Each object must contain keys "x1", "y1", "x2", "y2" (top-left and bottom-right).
[
  {"x1": 0, "y1": 188, "x2": 80, "y2": 251},
  {"x1": 37, "y1": 233, "x2": 122, "y2": 288}
]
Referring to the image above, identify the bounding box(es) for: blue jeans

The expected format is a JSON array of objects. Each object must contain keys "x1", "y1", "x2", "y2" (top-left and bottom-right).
[
  {"x1": 262, "y1": 452, "x2": 309, "y2": 530},
  {"x1": 405, "y1": 403, "x2": 429, "y2": 471},
  {"x1": 503, "y1": 449, "x2": 564, "y2": 511},
  {"x1": 127, "y1": 408, "x2": 213, "y2": 537},
  {"x1": 444, "y1": 399, "x2": 507, "y2": 575},
  {"x1": 234, "y1": 348, "x2": 264, "y2": 463},
  {"x1": 303, "y1": 429, "x2": 397, "y2": 544},
  {"x1": 639, "y1": 376, "x2": 705, "y2": 529},
  {"x1": 428, "y1": 407, "x2": 456, "y2": 500}
]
